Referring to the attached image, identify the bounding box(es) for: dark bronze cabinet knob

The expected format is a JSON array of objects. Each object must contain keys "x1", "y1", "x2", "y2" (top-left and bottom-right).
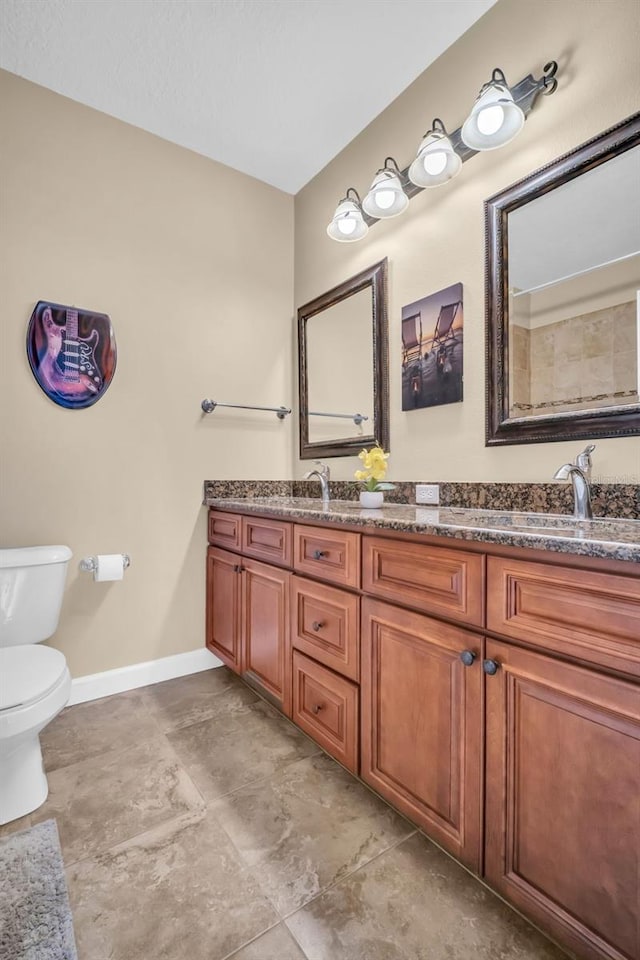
[
  {"x1": 312, "y1": 621, "x2": 323, "y2": 632},
  {"x1": 460, "y1": 650, "x2": 476, "y2": 667},
  {"x1": 312, "y1": 704, "x2": 323, "y2": 715},
  {"x1": 313, "y1": 549, "x2": 327, "y2": 560},
  {"x1": 483, "y1": 659, "x2": 500, "y2": 676},
  {"x1": 233, "y1": 564, "x2": 242, "y2": 573}
]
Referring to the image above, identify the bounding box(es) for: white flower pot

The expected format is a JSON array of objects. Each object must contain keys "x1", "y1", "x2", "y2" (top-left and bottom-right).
[{"x1": 360, "y1": 490, "x2": 384, "y2": 509}]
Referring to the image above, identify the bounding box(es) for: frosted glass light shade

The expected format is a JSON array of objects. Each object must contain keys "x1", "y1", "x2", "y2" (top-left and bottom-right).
[
  {"x1": 362, "y1": 170, "x2": 409, "y2": 219},
  {"x1": 461, "y1": 80, "x2": 524, "y2": 150},
  {"x1": 408, "y1": 129, "x2": 462, "y2": 187},
  {"x1": 326, "y1": 198, "x2": 368, "y2": 242}
]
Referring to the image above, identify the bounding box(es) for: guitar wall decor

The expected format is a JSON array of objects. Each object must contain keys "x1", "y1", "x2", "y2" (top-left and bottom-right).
[{"x1": 27, "y1": 300, "x2": 116, "y2": 409}]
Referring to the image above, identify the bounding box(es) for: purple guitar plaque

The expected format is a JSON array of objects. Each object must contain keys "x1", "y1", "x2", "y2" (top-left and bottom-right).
[{"x1": 27, "y1": 300, "x2": 117, "y2": 409}]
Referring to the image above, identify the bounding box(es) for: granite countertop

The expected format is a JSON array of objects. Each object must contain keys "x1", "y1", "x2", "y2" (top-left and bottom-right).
[{"x1": 205, "y1": 495, "x2": 640, "y2": 565}]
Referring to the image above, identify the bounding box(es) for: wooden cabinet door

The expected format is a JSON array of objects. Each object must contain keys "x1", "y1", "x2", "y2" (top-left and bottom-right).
[
  {"x1": 361, "y1": 598, "x2": 482, "y2": 871},
  {"x1": 206, "y1": 546, "x2": 242, "y2": 672},
  {"x1": 485, "y1": 639, "x2": 640, "y2": 960},
  {"x1": 242, "y1": 558, "x2": 291, "y2": 716}
]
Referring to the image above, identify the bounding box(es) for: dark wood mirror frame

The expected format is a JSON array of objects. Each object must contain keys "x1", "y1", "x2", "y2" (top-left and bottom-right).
[
  {"x1": 485, "y1": 112, "x2": 640, "y2": 446},
  {"x1": 298, "y1": 258, "x2": 389, "y2": 459}
]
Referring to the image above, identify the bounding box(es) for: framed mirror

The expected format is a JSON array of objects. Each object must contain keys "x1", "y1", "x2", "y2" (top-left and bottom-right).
[
  {"x1": 298, "y1": 258, "x2": 389, "y2": 459},
  {"x1": 486, "y1": 112, "x2": 640, "y2": 445}
]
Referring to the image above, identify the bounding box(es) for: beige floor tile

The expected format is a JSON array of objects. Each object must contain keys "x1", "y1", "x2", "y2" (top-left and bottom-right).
[
  {"x1": 0, "y1": 812, "x2": 32, "y2": 839},
  {"x1": 30, "y1": 736, "x2": 205, "y2": 865},
  {"x1": 41, "y1": 688, "x2": 159, "y2": 772},
  {"x1": 212, "y1": 752, "x2": 415, "y2": 916},
  {"x1": 285, "y1": 832, "x2": 568, "y2": 960},
  {"x1": 141, "y1": 667, "x2": 259, "y2": 731},
  {"x1": 224, "y1": 923, "x2": 308, "y2": 960},
  {"x1": 168, "y1": 699, "x2": 319, "y2": 801},
  {"x1": 67, "y1": 812, "x2": 278, "y2": 960}
]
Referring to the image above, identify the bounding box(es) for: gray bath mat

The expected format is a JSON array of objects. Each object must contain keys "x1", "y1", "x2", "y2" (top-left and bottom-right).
[{"x1": 0, "y1": 819, "x2": 78, "y2": 960}]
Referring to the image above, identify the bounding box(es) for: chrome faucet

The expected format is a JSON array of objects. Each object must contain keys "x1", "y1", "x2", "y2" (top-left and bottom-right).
[
  {"x1": 552, "y1": 444, "x2": 595, "y2": 520},
  {"x1": 303, "y1": 461, "x2": 331, "y2": 507}
]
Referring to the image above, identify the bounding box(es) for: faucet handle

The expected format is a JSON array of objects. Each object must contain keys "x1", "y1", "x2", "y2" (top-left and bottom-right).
[
  {"x1": 575, "y1": 444, "x2": 595, "y2": 477},
  {"x1": 313, "y1": 460, "x2": 330, "y2": 479}
]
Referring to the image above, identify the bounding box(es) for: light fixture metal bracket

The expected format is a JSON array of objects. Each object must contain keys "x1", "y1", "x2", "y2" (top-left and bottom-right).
[{"x1": 358, "y1": 61, "x2": 558, "y2": 226}]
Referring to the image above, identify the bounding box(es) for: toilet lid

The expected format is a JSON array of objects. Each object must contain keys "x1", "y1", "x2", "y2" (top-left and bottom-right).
[{"x1": 0, "y1": 646, "x2": 68, "y2": 710}]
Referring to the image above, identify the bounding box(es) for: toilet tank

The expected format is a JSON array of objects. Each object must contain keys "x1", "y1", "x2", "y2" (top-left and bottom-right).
[{"x1": 0, "y1": 546, "x2": 72, "y2": 646}]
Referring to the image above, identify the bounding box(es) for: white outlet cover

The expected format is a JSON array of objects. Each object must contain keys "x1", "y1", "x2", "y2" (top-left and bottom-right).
[{"x1": 416, "y1": 483, "x2": 440, "y2": 504}]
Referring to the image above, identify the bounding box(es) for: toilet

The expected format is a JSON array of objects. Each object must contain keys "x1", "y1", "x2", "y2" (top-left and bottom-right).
[{"x1": 0, "y1": 545, "x2": 72, "y2": 825}]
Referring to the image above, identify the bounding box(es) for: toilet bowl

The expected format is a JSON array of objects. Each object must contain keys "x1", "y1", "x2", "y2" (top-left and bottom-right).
[{"x1": 0, "y1": 545, "x2": 72, "y2": 825}]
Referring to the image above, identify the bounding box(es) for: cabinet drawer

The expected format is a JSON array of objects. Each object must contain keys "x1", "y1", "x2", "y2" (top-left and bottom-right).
[
  {"x1": 292, "y1": 651, "x2": 358, "y2": 774},
  {"x1": 487, "y1": 556, "x2": 640, "y2": 677},
  {"x1": 208, "y1": 510, "x2": 242, "y2": 551},
  {"x1": 362, "y1": 536, "x2": 484, "y2": 628},
  {"x1": 291, "y1": 576, "x2": 360, "y2": 681},
  {"x1": 241, "y1": 516, "x2": 292, "y2": 567},
  {"x1": 293, "y1": 524, "x2": 360, "y2": 589}
]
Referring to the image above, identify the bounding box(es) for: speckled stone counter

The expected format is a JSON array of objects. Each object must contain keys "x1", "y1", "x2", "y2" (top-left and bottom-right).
[{"x1": 204, "y1": 493, "x2": 640, "y2": 565}]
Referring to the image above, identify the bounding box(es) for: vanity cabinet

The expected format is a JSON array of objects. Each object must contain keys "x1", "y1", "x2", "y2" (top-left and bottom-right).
[
  {"x1": 484, "y1": 638, "x2": 640, "y2": 960},
  {"x1": 207, "y1": 506, "x2": 640, "y2": 960}
]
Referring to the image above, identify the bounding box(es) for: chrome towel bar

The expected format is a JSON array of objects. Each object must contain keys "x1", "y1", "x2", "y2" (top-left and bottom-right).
[
  {"x1": 201, "y1": 399, "x2": 291, "y2": 420},
  {"x1": 309, "y1": 411, "x2": 369, "y2": 425}
]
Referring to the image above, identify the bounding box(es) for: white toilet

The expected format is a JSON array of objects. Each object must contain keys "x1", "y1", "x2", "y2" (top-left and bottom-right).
[{"x1": 0, "y1": 545, "x2": 72, "y2": 825}]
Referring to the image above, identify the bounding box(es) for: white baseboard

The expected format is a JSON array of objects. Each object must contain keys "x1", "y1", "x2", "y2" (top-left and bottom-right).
[{"x1": 68, "y1": 648, "x2": 224, "y2": 705}]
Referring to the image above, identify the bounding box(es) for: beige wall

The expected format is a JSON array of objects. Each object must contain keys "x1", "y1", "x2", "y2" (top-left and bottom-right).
[
  {"x1": 0, "y1": 70, "x2": 294, "y2": 676},
  {"x1": 294, "y1": 0, "x2": 640, "y2": 484},
  {"x1": 2, "y1": 0, "x2": 640, "y2": 678}
]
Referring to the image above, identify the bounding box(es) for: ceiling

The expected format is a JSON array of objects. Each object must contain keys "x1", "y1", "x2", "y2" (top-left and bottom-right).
[{"x1": 0, "y1": 0, "x2": 496, "y2": 193}]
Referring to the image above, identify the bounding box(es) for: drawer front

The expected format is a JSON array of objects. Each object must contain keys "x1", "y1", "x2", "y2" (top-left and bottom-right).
[
  {"x1": 292, "y1": 651, "x2": 359, "y2": 774},
  {"x1": 487, "y1": 556, "x2": 640, "y2": 677},
  {"x1": 208, "y1": 510, "x2": 242, "y2": 551},
  {"x1": 294, "y1": 524, "x2": 360, "y2": 589},
  {"x1": 362, "y1": 536, "x2": 484, "y2": 628},
  {"x1": 291, "y1": 576, "x2": 360, "y2": 681},
  {"x1": 242, "y1": 516, "x2": 292, "y2": 567}
]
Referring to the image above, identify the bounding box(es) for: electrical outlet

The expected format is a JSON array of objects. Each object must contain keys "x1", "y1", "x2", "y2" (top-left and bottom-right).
[{"x1": 416, "y1": 483, "x2": 440, "y2": 505}]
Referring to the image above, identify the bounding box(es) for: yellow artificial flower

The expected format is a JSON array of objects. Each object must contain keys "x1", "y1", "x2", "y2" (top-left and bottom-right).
[{"x1": 354, "y1": 445, "x2": 394, "y2": 492}]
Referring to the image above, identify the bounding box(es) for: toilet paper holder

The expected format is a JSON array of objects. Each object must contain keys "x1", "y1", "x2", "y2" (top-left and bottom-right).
[{"x1": 79, "y1": 554, "x2": 131, "y2": 573}]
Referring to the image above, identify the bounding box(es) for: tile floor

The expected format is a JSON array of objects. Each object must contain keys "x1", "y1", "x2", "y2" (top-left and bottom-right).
[{"x1": 3, "y1": 668, "x2": 570, "y2": 960}]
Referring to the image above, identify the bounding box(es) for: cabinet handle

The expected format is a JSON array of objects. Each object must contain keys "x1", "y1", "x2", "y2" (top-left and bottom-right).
[
  {"x1": 311, "y1": 621, "x2": 324, "y2": 632},
  {"x1": 233, "y1": 564, "x2": 243, "y2": 573},
  {"x1": 312, "y1": 704, "x2": 323, "y2": 714},
  {"x1": 313, "y1": 549, "x2": 327, "y2": 560},
  {"x1": 460, "y1": 650, "x2": 476, "y2": 667},
  {"x1": 483, "y1": 659, "x2": 500, "y2": 676}
]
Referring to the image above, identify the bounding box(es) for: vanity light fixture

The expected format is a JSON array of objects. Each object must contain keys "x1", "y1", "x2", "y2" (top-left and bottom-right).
[
  {"x1": 408, "y1": 119, "x2": 462, "y2": 188},
  {"x1": 461, "y1": 68, "x2": 524, "y2": 150},
  {"x1": 362, "y1": 158, "x2": 409, "y2": 218},
  {"x1": 326, "y1": 187, "x2": 369, "y2": 242},
  {"x1": 327, "y1": 60, "x2": 558, "y2": 242}
]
